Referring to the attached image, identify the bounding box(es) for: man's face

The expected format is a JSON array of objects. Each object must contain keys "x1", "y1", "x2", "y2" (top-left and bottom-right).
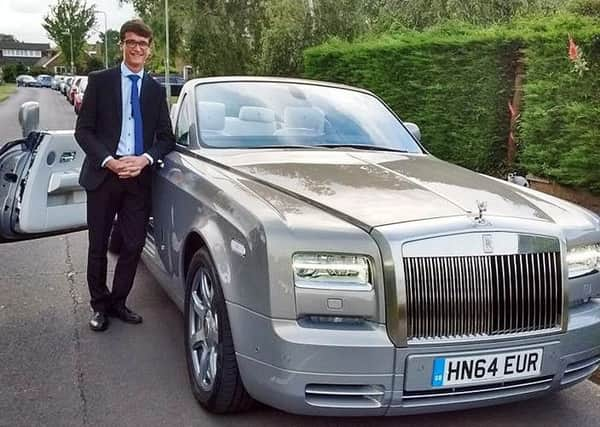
[{"x1": 121, "y1": 31, "x2": 151, "y2": 71}]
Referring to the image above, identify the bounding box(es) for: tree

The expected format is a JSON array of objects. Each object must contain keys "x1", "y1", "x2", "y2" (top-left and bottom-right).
[
  {"x1": 373, "y1": 0, "x2": 564, "y2": 30},
  {"x1": 0, "y1": 34, "x2": 19, "y2": 42},
  {"x1": 83, "y1": 55, "x2": 104, "y2": 73},
  {"x1": 98, "y1": 29, "x2": 121, "y2": 67},
  {"x1": 312, "y1": 0, "x2": 375, "y2": 40},
  {"x1": 42, "y1": 0, "x2": 96, "y2": 74},
  {"x1": 258, "y1": 0, "x2": 313, "y2": 76},
  {"x1": 120, "y1": 0, "x2": 569, "y2": 77},
  {"x1": 186, "y1": 0, "x2": 266, "y2": 76},
  {"x1": 258, "y1": 0, "x2": 375, "y2": 76}
]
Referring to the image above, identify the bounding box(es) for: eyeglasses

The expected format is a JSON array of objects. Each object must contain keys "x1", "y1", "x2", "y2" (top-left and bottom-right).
[{"x1": 123, "y1": 39, "x2": 150, "y2": 49}]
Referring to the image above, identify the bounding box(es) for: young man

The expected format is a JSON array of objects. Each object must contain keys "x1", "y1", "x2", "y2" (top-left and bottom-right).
[{"x1": 75, "y1": 19, "x2": 175, "y2": 331}]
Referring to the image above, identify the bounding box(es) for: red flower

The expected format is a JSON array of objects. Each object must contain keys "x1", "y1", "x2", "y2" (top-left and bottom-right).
[{"x1": 568, "y1": 35, "x2": 579, "y2": 62}]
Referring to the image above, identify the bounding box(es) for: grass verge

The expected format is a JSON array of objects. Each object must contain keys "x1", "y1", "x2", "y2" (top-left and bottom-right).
[{"x1": 0, "y1": 83, "x2": 17, "y2": 102}]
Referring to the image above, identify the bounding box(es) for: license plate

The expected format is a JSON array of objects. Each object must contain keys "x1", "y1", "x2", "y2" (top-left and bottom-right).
[{"x1": 431, "y1": 348, "x2": 543, "y2": 387}]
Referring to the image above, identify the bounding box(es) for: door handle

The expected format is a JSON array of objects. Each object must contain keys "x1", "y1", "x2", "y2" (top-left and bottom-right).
[{"x1": 60, "y1": 151, "x2": 76, "y2": 163}]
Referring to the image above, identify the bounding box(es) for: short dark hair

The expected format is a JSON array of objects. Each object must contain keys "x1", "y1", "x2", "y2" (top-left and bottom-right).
[{"x1": 120, "y1": 19, "x2": 153, "y2": 43}]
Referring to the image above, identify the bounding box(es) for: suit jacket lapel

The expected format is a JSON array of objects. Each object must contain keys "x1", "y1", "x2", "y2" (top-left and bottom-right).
[
  {"x1": 140, "y1": 72, "x2": 152, "y2": 147},
  {"x1": 140, "y1": 72, "x2": 151, "y2": 115},
  {"x1": 113, "y1": 67, "x2": 122, "y2": 126}
]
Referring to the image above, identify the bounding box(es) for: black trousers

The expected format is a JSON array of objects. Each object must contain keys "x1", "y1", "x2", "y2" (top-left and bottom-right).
[{"x1": 86, "y1": 172, "x2": 151, "y2": 313}]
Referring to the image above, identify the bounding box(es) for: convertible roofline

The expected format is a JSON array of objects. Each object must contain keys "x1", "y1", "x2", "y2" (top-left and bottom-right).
[{"x1": 180, "y1": 76, "x2": 374, "y2": 97}]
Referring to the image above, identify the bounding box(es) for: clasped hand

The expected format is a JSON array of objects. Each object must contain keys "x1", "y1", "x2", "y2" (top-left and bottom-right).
[{"x1": 106, "y1": 156, "x2": 150, "y2": 179}]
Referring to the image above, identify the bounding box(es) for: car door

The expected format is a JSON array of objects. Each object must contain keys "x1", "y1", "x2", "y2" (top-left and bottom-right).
[
  {"x1": 149, "y1": 93, "x2": 192, "y2": 275},
  {"x1": 0, "y1": 130, "x2": 87, "y2": 243}
]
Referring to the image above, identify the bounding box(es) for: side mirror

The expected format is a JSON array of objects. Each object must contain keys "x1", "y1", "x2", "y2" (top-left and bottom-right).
[
  {"x1": 18, "y1": 101, "x2": 40, "y2": 137},
  {"x1": 404, "y1": 122, "x2": 421, "y2": 142}
]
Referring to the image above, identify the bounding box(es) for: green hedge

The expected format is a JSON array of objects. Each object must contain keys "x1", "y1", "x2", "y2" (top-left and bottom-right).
[
  {"x1": 516, "y1": 17, "x2": 600, "y2": 192},
  {"x1": 303, "y1": 15, "x2": 600, "y2": 192}
]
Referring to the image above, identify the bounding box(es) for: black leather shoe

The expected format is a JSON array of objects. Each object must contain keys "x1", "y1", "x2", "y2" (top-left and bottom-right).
[
  {"x1": 109, "y1": 306, "x2": 143, "y2": 324},
  {"x1": 89, "y1": 311, "x2": 109, "y2": 331}
]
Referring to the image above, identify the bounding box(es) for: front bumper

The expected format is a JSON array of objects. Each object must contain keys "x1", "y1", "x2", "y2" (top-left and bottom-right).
[{"x1": 229, "y1": 300, "x2": 600, "y2": 416}]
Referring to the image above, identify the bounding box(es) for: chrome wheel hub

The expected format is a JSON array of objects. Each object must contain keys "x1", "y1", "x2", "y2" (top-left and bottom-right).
[{"x1": 189, "y1": 268, "x2": 219, "y2": 392}]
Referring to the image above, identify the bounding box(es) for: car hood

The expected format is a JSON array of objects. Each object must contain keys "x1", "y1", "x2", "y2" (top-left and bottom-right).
[{"x1": 202, "y1": 149, "x2": 599, "y2": 231}]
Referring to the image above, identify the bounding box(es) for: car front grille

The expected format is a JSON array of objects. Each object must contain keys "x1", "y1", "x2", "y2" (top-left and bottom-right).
[{"x1": 403, "y1": 252, "x2": 562, "y2": 340}]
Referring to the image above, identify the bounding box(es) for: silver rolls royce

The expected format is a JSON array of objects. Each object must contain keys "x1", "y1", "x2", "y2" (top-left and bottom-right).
[{"x1": 1, "y1": 77, "x2": 599, "y2": 416}]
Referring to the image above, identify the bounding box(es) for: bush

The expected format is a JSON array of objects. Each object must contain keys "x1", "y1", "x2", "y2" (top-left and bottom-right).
[
  {"x1": 2, "y1": 64, "x2": 18, "y2": 83},
  {"x1": 82, "y1": 56, "x2": 104, "y2": 74},
  {"x1": 517, "y1": 15, "x2": 600, "y2": 192},
  {"x1": 1, "y1": 63, "x2": 28, "y2": 82},
  {"x1": 568, "y1": 0, "x2": 600, "y2": 17}
]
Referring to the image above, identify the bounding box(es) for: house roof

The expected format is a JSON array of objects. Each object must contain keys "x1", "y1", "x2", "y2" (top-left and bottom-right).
[
  {"x1": 37, "y1": 51, "x2": 62, "y2": 68},
  {"x1": 0, "y1": 41, "x2": 51, "y2": 51}
]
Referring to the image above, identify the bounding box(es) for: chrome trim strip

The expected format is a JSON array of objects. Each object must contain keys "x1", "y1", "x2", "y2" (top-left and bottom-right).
[
  {"x1": 460, "y1": 257, "x2": 467, "y2": 336},
  {"x1": 501, "y1": 256, "x2": 507, "y2": 332},
  {"x1": 371, "y1": 229, "x2": 407, "y2": 347},
  {"x1": 542, "y1": 252, "x2": 548, "y2": 328},
  {"x1": 294, "y1": 280, "x2": 374, "y2": 292},
  {"x1": 550, "y1": 253, "x2": 556, "y2": 328},
  {"x1": 402, "y1": 377, "x2": 553, "y2": 399},
  {"x1": 305, "y1": 397, "x2": 383, "y2": 409},
  {"x1": 407, "y1": 327, "x2": 562, "y2": 345},
  {"x1": 507, "y1": 254, "x2": 513, "y2": 331},
  {"x1": 402, "y1": 232, "x2": 560, "y2": 258},
  {"x1": 306, "y1": 387, "x2": 385, "y2": 397},
  {"x1": 564, "y1": 357, "x2": 600, "y2": 374},
  {"x1": 436, "y1": 258, "x2": 443, "y2": 337},
  {"x1": 560, "y1": 366, "x2": 599, "y2": 386},
  {"x1": 518, "y1": 254, "x2": 524, "y2": 333}
]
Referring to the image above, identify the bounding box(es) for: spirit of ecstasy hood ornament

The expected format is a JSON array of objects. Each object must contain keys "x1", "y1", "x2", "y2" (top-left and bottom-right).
[{"x1": 474, "y1": 200, "x2": 488, "y2": 224}]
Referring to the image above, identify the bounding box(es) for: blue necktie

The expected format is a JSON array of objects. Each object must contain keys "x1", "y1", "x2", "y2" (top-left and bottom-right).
[{"x1": 128, "y1": 74, "x2": 143, "y2": 156}]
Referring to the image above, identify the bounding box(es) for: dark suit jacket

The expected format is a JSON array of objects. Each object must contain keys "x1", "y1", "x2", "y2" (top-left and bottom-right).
[{"x1": 75, "y1": 66, "x2": 175, "y2": 190}]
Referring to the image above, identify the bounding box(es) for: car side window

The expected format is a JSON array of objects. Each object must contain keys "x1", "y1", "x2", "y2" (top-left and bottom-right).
[{"x1": 175, "y1": 95, "x2": 191, "y2": 146}]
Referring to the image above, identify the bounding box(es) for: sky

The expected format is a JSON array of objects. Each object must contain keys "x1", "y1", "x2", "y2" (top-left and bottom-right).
[{"x1": 0, "y1": 0, "x2": 137, "y2": 45}]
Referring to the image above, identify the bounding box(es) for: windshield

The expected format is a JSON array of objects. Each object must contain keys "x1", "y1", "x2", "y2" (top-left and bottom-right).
[{"x1": 194, "y1": 82, "x2": 422, "y2": 153}]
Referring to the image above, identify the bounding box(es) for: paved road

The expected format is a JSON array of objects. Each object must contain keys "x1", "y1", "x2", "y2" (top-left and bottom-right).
[
  {"x1": 0, "y1": 86, "x2": 77, "y2": 140},
  {"x1": 1, "y1": 88, "x2": 599, "y2": 427}
]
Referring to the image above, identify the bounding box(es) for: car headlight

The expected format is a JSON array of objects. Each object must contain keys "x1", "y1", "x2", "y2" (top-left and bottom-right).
[
  {"x1": 292, "y1": 253, "x2": 372, "y2": 291},
  {"x1": 567, "y1": 243, "x2": 600, "y2": 278}
]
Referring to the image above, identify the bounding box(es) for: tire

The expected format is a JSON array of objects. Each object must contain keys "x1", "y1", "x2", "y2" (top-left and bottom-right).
[{"x1": 184, "y1": 247, "x2": 254, "y2": 413}]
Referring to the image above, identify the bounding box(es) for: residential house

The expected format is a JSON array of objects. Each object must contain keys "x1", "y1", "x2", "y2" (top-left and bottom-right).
[
  {"x1": 39, "y1": 43, "x2": 103, "y2": 74},
  {"x1": 0, "y1": 37, "x2": 51, "y2": 69}
]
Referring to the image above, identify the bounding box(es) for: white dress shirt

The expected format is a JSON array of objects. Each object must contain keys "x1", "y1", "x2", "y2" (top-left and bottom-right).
[{"x1": 101, "y1": 62, "x2": 153, "y2": 167}]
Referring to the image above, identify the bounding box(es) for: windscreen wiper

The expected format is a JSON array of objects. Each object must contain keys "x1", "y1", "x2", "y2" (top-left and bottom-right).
[
  {"x1": 315, "y1": 144, "x2": 409, "y2": 153},
  {"x1": 249, "y1": 144, "x2": 324, "y2": 149}
]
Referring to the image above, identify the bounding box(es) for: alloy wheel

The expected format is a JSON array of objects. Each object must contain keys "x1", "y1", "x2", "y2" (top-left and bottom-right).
[{"x1": 188, "y1": 267, "x2": 219, "y2": 392}]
